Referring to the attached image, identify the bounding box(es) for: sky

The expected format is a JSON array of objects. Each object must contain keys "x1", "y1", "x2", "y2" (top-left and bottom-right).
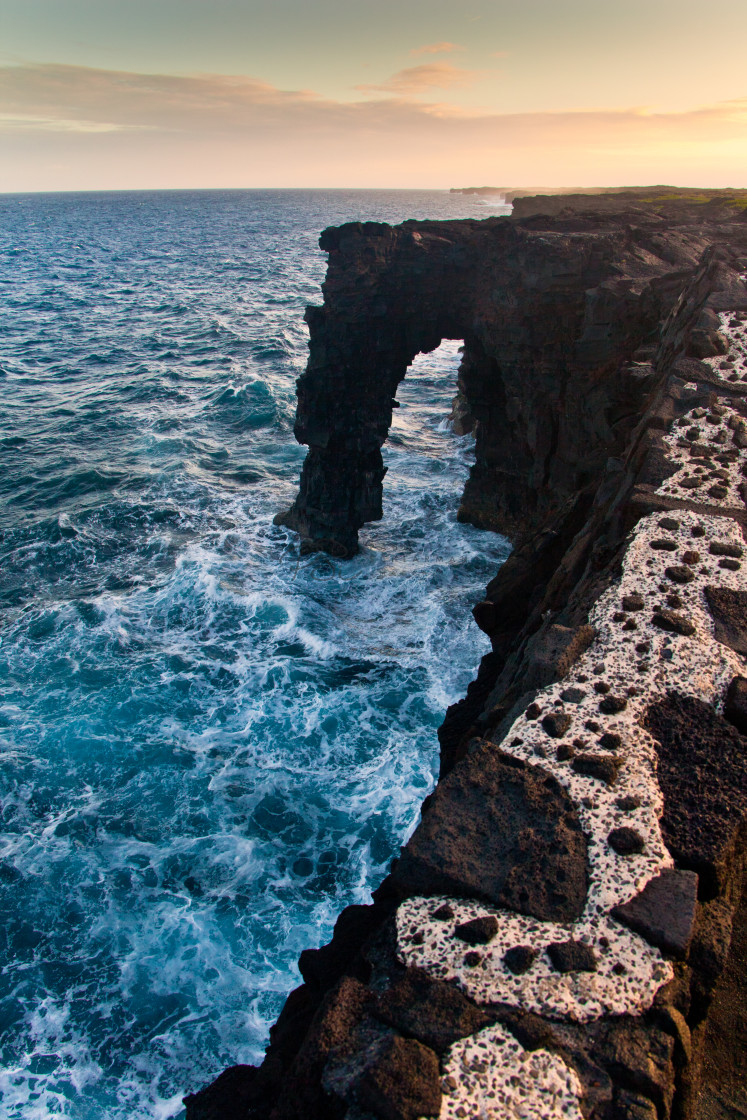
[{"x1": 0, "y1": 0, "x2": 746, "y2": 191}]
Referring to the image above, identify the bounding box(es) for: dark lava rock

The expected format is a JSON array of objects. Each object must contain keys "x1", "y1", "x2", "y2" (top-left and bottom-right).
[
  {"x1": 572, "y1": 753, "x2": 624, "y2": 785},
  {"x1": 518, "y1": 623, "x2": 597, "y2": 692},
  {"x1": 464, "y1": 951, "x2": 481, "y2": 968},
  {"x1": 431, "y1": 904, "x2": 454, "y2": 921},
  {"x1": 665, "y1": 565, "x2": 695, "y2": 584},
  {"x1": 183, "y1": 1064, "x2": 272, "y2": 1120},
  {"x1": 710, "y1": 541, "x2": 743, "y2": 558},
  {"x1": 708, "y1": 484, "x2": 729, "y2": 500},
  {"x1": 472, "y1": 599, "x2": 498, "y2": 633},
  {"x1": 652, "y1": 610, "x2": 696, "y2": 636},
  {"x1": 733, "y1": 421, "x2": 747, "y2": 449},
  {"x1": 616, "y1": 795, "x2": 642, "y2": 812},
  {"x1": 608, "y1": 827, "x2": 646, "y2": 855},
  {"x1": 692, "y1": 525, "x2": 706, "y2": 537},
  {"x1": 599, "y1": 695, "x2": 628, "y2": 714},
  {"x1": 666, "y1": 593, "x2": 683, "y2": 609},
  {"x1": 556, "y1": 743, "x2": 575, "y2": 761},
  {"x1": 271, "y1": 976, "x2": 373, "y2": 1120},
  {"x1": 525, "y1": 702, "x2": 541, "y2": 720},
  {"x1": 719, "y1": 557, "x2": 741, "y2": 570},
  {"x1": 681, "y1": 550, "x2": 701, "y2": 565},
  {"x1": 724, "y1": 675, "x2": 747, "y2": 734},
  {"x1": 390, "y1": 741, "x2": 588, "y2": 922},
  {"x1": 454, "y1": 916, "x2": 499, "y2": 945},
  {"x1": 613, "y1": 1090, "x2": 658, "y2": 1120},
  {"x1": 643, "y1": 692, "x2": 747, "y2": 894},
  {"x1": 623, "y1": 593, "x2": 645, "y2": 612},
  {"x1": 658, "y1": 518, "x2": 681, "y2": 531},
  {"x1": 504, "y1": 946, "x2": 539, "y2": 975},
  {"x1": 594, "y1": 681, "x2": 611, "y2": 694},
  {"x1": 650, "y1": 539, "x2": 677, "y2": 551},
  {"x1": 704, "y1": 586, "x2": 747, "y2": 654},
  {"x1": 588, "y1": 1019, "x2": 675, "y2": 1116},
  {"x1": 346, "y1": 1033, "x2": 442, "y2": 1120},
  {"x1": 547, "y1": 939, "x2": 598, "y2": 973},
  {"x1": 542, "y1": 711, "x2": 572, "y2": 738},
  {"x1": 599, "y1": 732, "x2": 622, "y2": 750},
  {"x1": 611, "y1": 870, "x2": 698, "y2": 958},
  {"x1": 374, "y1": 969, "x2": 492, "y2": 1055},
  {"x1": 560, "y1": 687, "x2": 586, "y2": 703},
  {"x1": 299, "y1": 904, "x2": 382, "y2": 990}
]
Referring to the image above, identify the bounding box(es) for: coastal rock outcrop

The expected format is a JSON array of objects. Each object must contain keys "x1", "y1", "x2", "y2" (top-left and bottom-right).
[
  {"x1": 276, "y1": 196, "x2": 740, "y2": 556},
  {"x1": 188, "y1": 194, "x2": 747, "y2": 1120}
]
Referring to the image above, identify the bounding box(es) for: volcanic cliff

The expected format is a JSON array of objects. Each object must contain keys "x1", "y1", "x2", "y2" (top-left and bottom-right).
[{"x1": 186, "y1": 193, "x2": 747, "y2": 1120}]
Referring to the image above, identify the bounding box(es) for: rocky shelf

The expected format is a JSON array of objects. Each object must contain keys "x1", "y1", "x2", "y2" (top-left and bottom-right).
[{"x1": 186, "y1": 193, "x2": 747, "y2": 1120}]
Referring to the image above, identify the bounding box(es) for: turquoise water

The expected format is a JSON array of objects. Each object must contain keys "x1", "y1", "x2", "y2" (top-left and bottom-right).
[{"x1": 0, "y1": 189, "x2": 510, "y2": 1118}]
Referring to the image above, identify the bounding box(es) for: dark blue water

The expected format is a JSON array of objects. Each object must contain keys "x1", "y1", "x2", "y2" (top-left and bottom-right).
[{"x1": 0, "y1": 189, "x2": 510, "y2": 1118}]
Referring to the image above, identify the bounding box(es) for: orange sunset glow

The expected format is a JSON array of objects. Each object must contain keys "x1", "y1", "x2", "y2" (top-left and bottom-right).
[{"x1": 1, "y1": 0, "x2": 745, "y2": 191}]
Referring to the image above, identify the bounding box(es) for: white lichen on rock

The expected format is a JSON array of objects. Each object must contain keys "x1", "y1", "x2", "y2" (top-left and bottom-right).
[
  {"x1": 701, "y1": 310, "x2": 747, "y2": 384},
  {"x1": 436, "y1": 1023, "x2": 584, "y2": 1120},
  {"x1": 399, "y1": 895, "x2": 671, "y2": 1020},
  {"x1": 657, "y1": 401, "x2": 747, "y2": 506},
  {"x1": 399, "y1": 510, "x2": 746, "y2": 1021}
]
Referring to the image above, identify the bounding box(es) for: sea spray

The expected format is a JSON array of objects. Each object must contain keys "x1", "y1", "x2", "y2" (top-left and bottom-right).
[{"x1": 0, "y1": 189, "x2": 510, "y2": 1118}]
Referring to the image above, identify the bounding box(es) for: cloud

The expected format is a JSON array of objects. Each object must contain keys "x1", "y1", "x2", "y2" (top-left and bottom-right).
[
  {"x1": 0, "y1": 112, "x2": 144, "y2": 133},
  {"x1": 355, "y1": 63, "x2": 479, "y2": 95},
  {"x1": 3, "y1": 62, "x2": 742, "y2": 141},
  {"x1": 409, "y1": 42, "x2": 464, "y2": 56},
  {"x1": 0, "y1": 63, "x2": 745, "y2": 191},
  {"x1": 0, "y1": 63, "x2": 326, "y2": 132}
]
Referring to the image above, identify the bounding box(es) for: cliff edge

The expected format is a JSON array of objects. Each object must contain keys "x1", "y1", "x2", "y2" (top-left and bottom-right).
[{"x1": 187, "y1": 195, "x2": 747, "y2": 1120}]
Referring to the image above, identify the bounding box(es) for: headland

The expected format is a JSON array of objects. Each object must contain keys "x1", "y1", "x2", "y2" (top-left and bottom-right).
[{"x1": 186, "y1": 190, "x2": 747, "y2": 1120}]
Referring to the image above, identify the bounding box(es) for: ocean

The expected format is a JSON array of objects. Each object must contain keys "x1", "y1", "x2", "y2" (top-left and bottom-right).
[{"x1": 0, "y1": 189, "x2": 510, "y2": 1119}]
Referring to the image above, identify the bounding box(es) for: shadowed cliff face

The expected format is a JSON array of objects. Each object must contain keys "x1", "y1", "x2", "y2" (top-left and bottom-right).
[{"x1": 277, "y1": 206, "x2": 729, "y2": 556}]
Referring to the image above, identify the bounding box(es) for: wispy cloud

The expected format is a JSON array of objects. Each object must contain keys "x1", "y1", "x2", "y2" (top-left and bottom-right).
[
  {"x1": 409, "y1": 42, "x2": 464, "y2": 56},
  {"x1": 0, "y1": 112, "x2": 145, "y2": 133},
  {"x1": 355, "y1": 63, "x2": 479, "y2": 95},
  {"x1": 1, "y1": 63, "x2": 745, "y2": 140},
  {"x1": 0, "y1": 63, "x2": 745, "y2": 191},
  {"x1": 0, "y1": 63, "x2": 325, "y2": 132}
]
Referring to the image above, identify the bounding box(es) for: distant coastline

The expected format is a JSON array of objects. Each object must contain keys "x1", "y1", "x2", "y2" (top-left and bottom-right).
[{"x1": 450, "y1": 184, "x2": 747, "y2": 205}]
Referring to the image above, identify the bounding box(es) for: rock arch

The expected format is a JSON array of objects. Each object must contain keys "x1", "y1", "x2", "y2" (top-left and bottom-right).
[{"x1": 276, "y1": 213, "x2": 699, "y2": 555}]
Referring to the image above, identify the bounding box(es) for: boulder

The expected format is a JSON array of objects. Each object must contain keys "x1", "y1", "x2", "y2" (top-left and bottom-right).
[
  {"x1": 611, "y1": 870, "x2": 699, "y2": 958},
  {"x1": 390, "y1": 741, "x2": 588, "y2": 922}
]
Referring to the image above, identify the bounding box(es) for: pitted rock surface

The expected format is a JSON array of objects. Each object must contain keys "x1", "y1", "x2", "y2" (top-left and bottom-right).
[
  {"x1": 390, "y1": 742, "x2": 588, "y2": 923},
  {"x1": 644, "y1": 692, "x2": 747, "y2": 895}
]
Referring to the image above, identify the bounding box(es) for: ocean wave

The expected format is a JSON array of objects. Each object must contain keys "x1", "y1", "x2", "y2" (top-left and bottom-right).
[{"x1": 0, "y1": 188, "x2": 509, "y2": 1119}]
